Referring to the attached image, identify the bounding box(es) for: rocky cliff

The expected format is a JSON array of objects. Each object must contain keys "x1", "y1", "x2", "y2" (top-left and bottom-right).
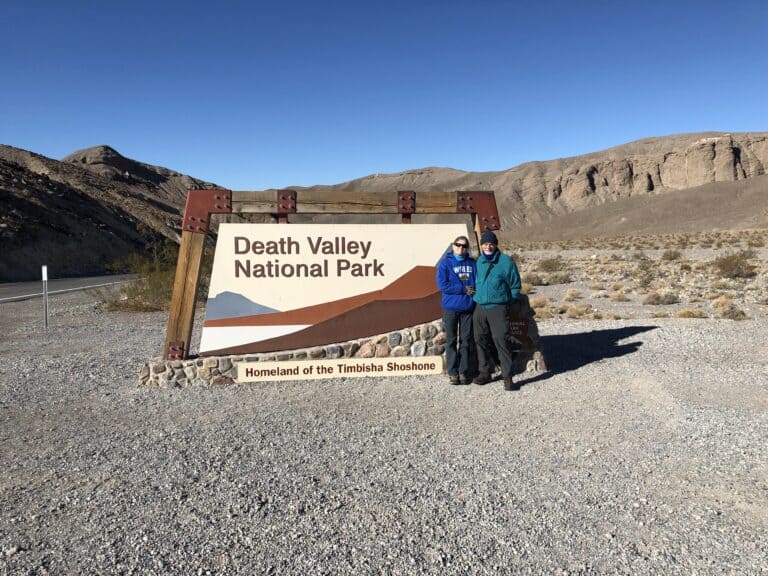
[{"x1": 290, "y1": 132, "x2": 768, "y2": 230}]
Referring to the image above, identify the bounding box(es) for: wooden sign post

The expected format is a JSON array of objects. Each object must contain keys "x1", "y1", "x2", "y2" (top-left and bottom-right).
[{"x1": 163, "y1": 189, "x2": 500, "y2": 360}]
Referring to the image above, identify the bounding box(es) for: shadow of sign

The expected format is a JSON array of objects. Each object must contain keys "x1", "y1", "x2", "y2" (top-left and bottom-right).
[{"x1": 517, "y1": 325, "x2": 657, "y2": 387}]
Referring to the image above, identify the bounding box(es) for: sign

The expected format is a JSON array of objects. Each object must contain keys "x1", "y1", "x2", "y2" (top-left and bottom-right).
[
  {"x1": 509, "y1": 316, "x2": 530, "y2": 344},
  {"x1": 199, "y1": 223, "x2": 469, "y2": 356},
  {"x1": 237, "y1": 356, "x2": 444, "y2": 382}
]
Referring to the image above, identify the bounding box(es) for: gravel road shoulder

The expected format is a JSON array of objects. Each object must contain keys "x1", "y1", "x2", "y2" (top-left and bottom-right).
[{"x1": 1, "y1": 292, "x2": 766, "y2": 574}]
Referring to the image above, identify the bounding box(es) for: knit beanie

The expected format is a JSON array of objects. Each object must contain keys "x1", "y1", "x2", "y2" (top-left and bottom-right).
[{"x1": 480, "y1": 230, "x2": 498, "y2": 245}]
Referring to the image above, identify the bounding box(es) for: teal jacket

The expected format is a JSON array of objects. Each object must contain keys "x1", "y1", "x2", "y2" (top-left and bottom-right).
[{"x1": 474, "y1": 250, "x2": 521, "y2": 308}]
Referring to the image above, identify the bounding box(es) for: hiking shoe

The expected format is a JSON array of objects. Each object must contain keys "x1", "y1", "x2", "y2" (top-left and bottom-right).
[
  {"x1": 459, "y1": 374, "x2": 470, "y2": 385},
  {"x1": 473, "y1": 372, "x2": 491, "y2": 385},
  {"x1": 503, "y1": 376, "x2": 519, "y2": 391},
  {"x1": 449, "y1": 375, "x2": 461, "y2": 385}
]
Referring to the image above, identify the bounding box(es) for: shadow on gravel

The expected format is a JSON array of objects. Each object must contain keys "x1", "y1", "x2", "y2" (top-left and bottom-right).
[{"x1": 518, "y1": 325, "x2": 657, "y2": 387}]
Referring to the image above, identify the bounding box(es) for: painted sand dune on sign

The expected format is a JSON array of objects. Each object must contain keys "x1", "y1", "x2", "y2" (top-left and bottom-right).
[
  {"x1": 203, "y1": 265, "x2": 437, "y2": 328},
  {"x1": 200, "y1": 291, "x2": 442, "y2": 356}
]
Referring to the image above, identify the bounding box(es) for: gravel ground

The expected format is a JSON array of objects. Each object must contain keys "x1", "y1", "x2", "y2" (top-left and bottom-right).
[{"x1": 1, "y1": 291, "x2": 767, "y2": 575}]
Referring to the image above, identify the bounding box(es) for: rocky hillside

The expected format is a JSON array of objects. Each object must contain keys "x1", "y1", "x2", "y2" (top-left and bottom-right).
[
  {"x1": 289, "y1": 132, "x2": 768, "y2": 231},
  {"x1": 62, "y1": 145, "x2": 208, "y2": 209},
  {"x1": 0, "y1": 145, "x2": 217, "y2": 282},
  {"x1": 2, "y1": 132, "x2": 767, "y2": 281}
]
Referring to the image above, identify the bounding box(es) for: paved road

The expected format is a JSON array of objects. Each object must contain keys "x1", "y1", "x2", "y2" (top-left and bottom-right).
[{"x1": 0, "y1": 274, "x2": 135, "y2": 303}]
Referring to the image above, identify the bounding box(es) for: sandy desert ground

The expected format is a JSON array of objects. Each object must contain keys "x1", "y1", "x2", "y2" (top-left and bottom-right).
[{"x1": 1, "y1": 237, "x2": 767, "y2": 575}]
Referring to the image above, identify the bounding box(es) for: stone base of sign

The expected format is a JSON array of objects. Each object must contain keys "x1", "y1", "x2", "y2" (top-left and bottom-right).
[{"x1": 139, "y1": 318, "x2": 547, "y2": 388}]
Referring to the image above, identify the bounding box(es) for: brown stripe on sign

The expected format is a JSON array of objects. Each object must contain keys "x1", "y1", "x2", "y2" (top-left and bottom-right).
[
  {"x1": 200, "y1": 292, "x2": 442, "y2": 356},
  {"x1": 204, "y1": 265, "x2": 438, "y2": 327}
]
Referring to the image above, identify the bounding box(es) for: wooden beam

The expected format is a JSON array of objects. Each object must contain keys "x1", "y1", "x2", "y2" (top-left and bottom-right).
[
  {"x1": 163, "y1": 230, "x2": 206, "y2": 359},
  {"x1": 472, "y1": 213, "x2": 483, "y2": 244},
  {"x1": 230, "y1": 190, "x2": 276, "y2": 213},
  {"x1": 231, "y1": 190, "x2": 461, "y2": 214}
]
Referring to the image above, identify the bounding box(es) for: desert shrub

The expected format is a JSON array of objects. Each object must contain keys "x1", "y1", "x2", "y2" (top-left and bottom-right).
[
  {"x1": 633, "y1": 259, "x2": 657, "y2": 288},
  {"x1": 709, "y1": 279, "x2": 731, "y2": 290},
  {"x1": 529, "y1": 296, "x2": 549, "y2": 308},
  {"x1": 679, "y1": 263, "x2": 692, "y2": 272},
  {"x1": 521, "y1": 282, "x2": 533, "y2": 295},
  {"x1": 547, "y1": 272, "x2": 572, "y2": 284},
  {"x1": 642, "y1": 291, "x2": 679, "y2": 305},
  {"x1": 610, "y1": 282, "x2": 623, "y2": 291},
  {"x1": 533, "y1": 306, "x2": 553, "y2": 319},
  {"x1": 103, "y1": 240, "x2": 178, "y2": 311},
  {"x1": 661, "y1": 249, "x2": 682, "y2": 261},
  {"x1": 651, "y1": 311, "x2": 670, "y2": 318},
  {"x1": 565, "y1": 305, "x2": 590, "y2": 318},
  {"x1": 588, "y1": 282, "x2": 604, "y2": 290},
  {"x1": 609, "y1": 292, "x2": 630, "y2": 302},
  {"x1": 674, "y1": 308, "x2": 708, "y2": 319},
  {"x1": 716, "y1": 303, "x2": 748, "y2": 320},
  {"x1": 104, "y1": 239, "x2": 212, "y2": 312},
  {"x1": 522, "y1": 272, "x2": 547, "y2": 286},
  {"x1": 537, "y1": 257, "x2": 566, "y2": 272},
  {"x1": 564, "y1": 289, "x2": 582, "y2": 301},
  {"x1": 713, "y1": 250, "x2": 757, "y2": 279},
  {"x1": 711, "y1": 295, "x2": 734, "y2": 310}
]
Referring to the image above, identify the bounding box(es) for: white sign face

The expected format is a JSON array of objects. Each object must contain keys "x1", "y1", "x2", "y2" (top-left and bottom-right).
[
  {"x1": 237, "y1": 356, "x2": 444, "y2": 382},
  {"x1": 199, "y1": 223, "x2": 469, "y2": 355}
]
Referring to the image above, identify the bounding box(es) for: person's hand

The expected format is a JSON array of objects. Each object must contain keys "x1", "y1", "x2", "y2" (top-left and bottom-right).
[{"x1": 465, "y1": 286, "x2": 475, "y2": 296}]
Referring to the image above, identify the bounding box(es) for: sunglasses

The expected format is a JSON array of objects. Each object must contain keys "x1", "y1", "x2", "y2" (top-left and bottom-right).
[{"x1": 454, "y1": 243, "x2": 469, "y2": 248}]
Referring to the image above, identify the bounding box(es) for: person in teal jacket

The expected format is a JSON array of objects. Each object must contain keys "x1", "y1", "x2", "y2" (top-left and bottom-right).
[{"x1": 472, "y1": 230, "x2": 522, "y2": 391}]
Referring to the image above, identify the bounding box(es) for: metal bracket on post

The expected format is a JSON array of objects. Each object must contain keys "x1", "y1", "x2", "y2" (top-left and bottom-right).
[
  {"x1": 456, "y1": 191, "x2": 500, "y2": 231},
  {"x1": 276, "y1": 189, "x2": 297, "y2": 223},
  {"x1": 182, "y1": 189, "x2": 232, "y2": 233},
  {"x1": 398, "y1": 190, "x2": 415, "y2": 223},
  {"x1": 167, "y1": 341, "x2": 184, "y2": 361}
]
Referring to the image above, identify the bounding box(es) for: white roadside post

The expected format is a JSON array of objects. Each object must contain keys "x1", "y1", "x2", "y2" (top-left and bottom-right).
[{"x1": 42, "y1": 265, "x2": 49, "y2": 329}]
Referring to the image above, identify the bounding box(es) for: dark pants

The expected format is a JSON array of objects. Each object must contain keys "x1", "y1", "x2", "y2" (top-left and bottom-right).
[
  {"x1": 473, "y1": 304, "x2": 516, "y2": 378},
  {"x1": 442, "y1": 309, "x2": 473, "y2": 377}
]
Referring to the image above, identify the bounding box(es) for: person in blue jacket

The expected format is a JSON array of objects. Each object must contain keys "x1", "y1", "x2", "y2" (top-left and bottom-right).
[
  {"x1": 436, "y1": 235, "x2": 477, "y2": 385},
  {"x1": 473, "y1": 230, "x2": 522, "y2": 391}
]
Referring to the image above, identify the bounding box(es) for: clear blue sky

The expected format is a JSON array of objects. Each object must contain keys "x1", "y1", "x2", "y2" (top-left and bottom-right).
[{"x1": 2, "y1": 0, "x2": 767, "y2": 190}]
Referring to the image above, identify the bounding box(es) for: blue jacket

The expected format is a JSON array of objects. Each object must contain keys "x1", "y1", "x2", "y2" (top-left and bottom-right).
[
  {"x1": 436, "y1": 253, "x2": 477, "y2": 312},
  {"x1": 474, "y1": 250, "x2": 521, "y2": 308}
]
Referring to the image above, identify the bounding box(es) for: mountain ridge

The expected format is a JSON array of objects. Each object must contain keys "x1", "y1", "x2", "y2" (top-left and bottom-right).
[
  {"x1": 278, "y1": 131, "x2": 768, "y2": 230},
  {"x1": 1, "y1": 131, "x2": 767, "y2": 281}
]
